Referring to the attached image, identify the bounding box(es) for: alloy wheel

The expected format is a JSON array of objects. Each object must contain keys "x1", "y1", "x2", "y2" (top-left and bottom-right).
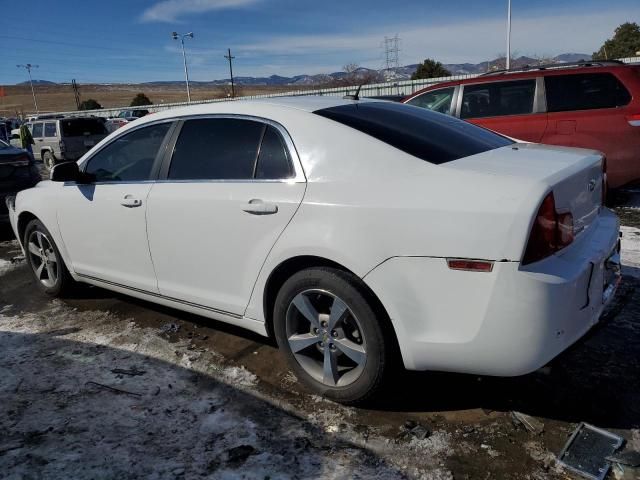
[
  {"x1": 27, "y1": 230, "x2": 58, "y2": 288},
  {"x1": 285, "y1": 289, "x2": 367, "y2": 387}
]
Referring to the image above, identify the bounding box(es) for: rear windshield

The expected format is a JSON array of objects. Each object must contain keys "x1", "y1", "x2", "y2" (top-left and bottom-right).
[
  {"x1": 314, "y1": 102, "x2": 513, "y2": 164},
  {"x1": 61, "y1": 118, "x2": 108, "y2": 137}
]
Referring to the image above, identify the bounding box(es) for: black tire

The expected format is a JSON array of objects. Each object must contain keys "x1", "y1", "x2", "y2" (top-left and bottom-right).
[
  {"x1": 42, "y1": 151, "x2": 55, "y2": 170},
  {"x1": 23, "y1": 219, "x2": 76, "y2": 296},
  {"x1": 273, "y1": 267, "x2": 392, "y2": 404}
]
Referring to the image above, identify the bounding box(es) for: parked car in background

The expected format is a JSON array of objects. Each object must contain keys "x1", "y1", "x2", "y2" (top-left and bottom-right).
[
  {"x1": 403, "y1": 61, "x2": 640, "y2": 189},
  {"x1": 27, "y1": 117, "x2": 108, "y2": 169},
  {"x1": 7, "y1": 98, "x2": 620, "y2": 403},
  {"x1": 0, "y1": 139, "x2": 40, "y2": 222},
  {"x1": 105, "y1": 110, "x2": 150, "y2": 133}
]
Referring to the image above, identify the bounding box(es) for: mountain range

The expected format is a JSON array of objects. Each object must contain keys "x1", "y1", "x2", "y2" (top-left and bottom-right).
[{"x1": 18, "y1": 53, "x2": 592, "y2": 87}]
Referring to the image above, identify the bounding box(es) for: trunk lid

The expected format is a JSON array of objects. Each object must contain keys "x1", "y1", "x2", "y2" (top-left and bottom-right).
[{"x1": 443, "y1": 142, "x2": 604, "y2": 238}]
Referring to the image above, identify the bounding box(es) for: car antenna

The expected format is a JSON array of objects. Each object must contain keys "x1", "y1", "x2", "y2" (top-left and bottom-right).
[{"x1": 343, "y1": 83, "x2": 363, "y2": 101}]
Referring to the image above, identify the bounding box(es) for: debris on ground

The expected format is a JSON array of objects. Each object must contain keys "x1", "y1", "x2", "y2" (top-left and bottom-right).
[
  {"x1": 160, "y1": 322, "x2": 181, "y2": 333},
  {"x1": 511, "y1": 411, "x2": 544, "y2": 435},
  {"x1": 111, "y1": 367, "x2": 146, "y2": 377},
  {"x1": 557, "y1": 423, "x2": 624, "y2": 480},
  {"x1": 606, "y1": 450, "x2": 640, "y2": 467},
  {"x1": 397, "y1": 420, "x2": 431, "y2": 441}
]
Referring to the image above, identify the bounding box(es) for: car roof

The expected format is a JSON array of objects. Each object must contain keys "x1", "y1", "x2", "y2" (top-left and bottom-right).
[{"x1": 405, "y1": 63, "x2": 635, "y2": 99}]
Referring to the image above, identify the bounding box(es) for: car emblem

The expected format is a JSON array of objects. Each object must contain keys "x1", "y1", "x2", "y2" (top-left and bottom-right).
[{"x1": 588, "y1": 179, "x2": 596, "y2": 192}]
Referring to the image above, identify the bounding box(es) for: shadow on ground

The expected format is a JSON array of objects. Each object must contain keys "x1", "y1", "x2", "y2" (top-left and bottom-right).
[{"x1": 0, "y1": 330, "x2": 402, "y2": 479}]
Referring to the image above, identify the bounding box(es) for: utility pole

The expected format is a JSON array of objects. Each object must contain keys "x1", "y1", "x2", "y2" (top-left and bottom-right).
[
  {"x1": 172, "y1": 32, "x2": 194, "y2": 102},
  {"x1": 224, "y1": 48, "x2": 236, "y2": 98},
  {"x1": 506, "y1": 0, "x2": 512, "y2": 70},
  {"x1": 16, "y1": 64, "x2": 39, "y2": 113},
  {"x1": 71, "y1": 79, "x2": 81, "y2": 110}
]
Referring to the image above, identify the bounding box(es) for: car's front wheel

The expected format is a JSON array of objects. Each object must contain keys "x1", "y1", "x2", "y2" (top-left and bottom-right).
[
  {"x1": 273, "y1": 267, "x2": 392, "y2": 404},
  {"x1": 24, "y1": 219, "x2": 75, "y2": 296}
]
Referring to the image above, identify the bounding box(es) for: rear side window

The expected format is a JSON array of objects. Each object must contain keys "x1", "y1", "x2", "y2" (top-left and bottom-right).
[
  {"x1": 44, "y1": 122, "x2": 57, "y2": 137},
  {"x1": 461, "y1": 80, "x2": 536, "y2": 119},
  {"x1": 255, "y1": 126, "x2": 293, "y2": 179},
  {"x1": 314, "y1": 102, "x2": 513, "y2": 165},
  {"x1": 61, "y1": 118, "x2": 108, "y2": 137},
  {"x1": 545, "y1": 73, "x2": 631, "y2": 112},
  {"x1": 32, "y1": 123, "x2": 43, "y2": 138},
  {"x1": 405, "y1": 87, "x2": 455, "y2": 114},
  {"x1": 84, "y1": 122, "x2": 171, "y2": 182},
  {"x1": 169, "y1": 118, "x2": 264, "y2": 180}
]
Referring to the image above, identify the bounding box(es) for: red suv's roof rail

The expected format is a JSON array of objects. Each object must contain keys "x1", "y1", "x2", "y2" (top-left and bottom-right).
[{"x1": 479, "y1": 60, "x2": 625, "y2": 77}]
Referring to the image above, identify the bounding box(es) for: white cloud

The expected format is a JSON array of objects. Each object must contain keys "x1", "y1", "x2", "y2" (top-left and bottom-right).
[
  {"x1": 235, "y1": 9, "x2": 634, "y2": 67},
  {"x1": 141, "y1": 0, "x2": 260, "y2": 23}
]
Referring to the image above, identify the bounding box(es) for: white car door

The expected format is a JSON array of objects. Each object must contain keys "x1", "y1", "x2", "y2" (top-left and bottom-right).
[
  {"x1": 56, "y1": 122, "x2": 174, "y2": 292},
  {"x1": 146, "y1": 117, "x2": 306, "y2": 317}
]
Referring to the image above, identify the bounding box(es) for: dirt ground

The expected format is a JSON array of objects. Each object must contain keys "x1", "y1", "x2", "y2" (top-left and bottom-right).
[
  {"x1": 0, "y1": 84, "x2": 308, "y2": 116},
  {"x1": 1, "y1": 208, "x2": 640, "y2": 479}
]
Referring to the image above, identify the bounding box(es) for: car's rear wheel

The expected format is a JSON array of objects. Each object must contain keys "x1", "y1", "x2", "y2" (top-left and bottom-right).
[
  {"x1": 24, "y1": 219, "x2": 75, "y2": 296},
  {"x1": 42, "y1": 151, "x2": 55, "y2": 170},
  {"x1": 273, "y1": 267, "x2": 391, "y2": 404}
]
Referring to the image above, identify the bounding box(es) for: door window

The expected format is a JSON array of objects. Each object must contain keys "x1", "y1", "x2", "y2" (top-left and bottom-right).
[
  {"x1": 44, "y1": 122, "x2": 57, "y2": 137},
  {"x1": 544, "y1": 73, "x2": 631, "y2": 112},
  {"x1": 32, "y1": 123, "x2": 43, "y2": 138},
  {"x1": 405, "y1": 87, "x2": 455, "y2": 114},
  {"x1": 460, "y1": 80, "x2": 536, "y2": 119},
  {"x1": 84, "y1": 122, "x2": 171, "y2": 182},
  {"x1": 168, "y1": 118, "x2": 265, "y2": 180},
  {"x1": 255, "y1": 125, "x2": 294, "y2": 179}
]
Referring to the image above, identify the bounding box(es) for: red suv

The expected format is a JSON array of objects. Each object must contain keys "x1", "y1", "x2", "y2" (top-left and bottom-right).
[{"x1": 403, "y1": 61, "x2": 640, "y2": 189}]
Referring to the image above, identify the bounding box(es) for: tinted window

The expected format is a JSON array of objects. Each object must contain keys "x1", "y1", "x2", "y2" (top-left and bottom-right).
[
  {"x1": 85, "y1": 123, "x2": 171, "y2": 182},
  {"x1": 545, "y1": 73, "x2": 631, "y2": 112},
  {"x1": 44, "y1": 122, "x2": 57, "y2": 137},
  {"x1": 32, "y1": 123, "x2": 43, "y2": 138},
  {"x1": 255, "y1": 126, "x2": 293, "y2": 179},
  {"x1": 461, "y1": 80, "x2": 536, "y2": 119},
  {"x1": 406, "y1": 87, "x2": 455, "y2": 114},
  {"x1": 169, "y1": 118, "x2": 264, "y2": 180},
  {"x1": 61, "y1": 118, "x2": 108, "y2": 137},
  {"x1": 314, "y1": 102, "x2": 512, "y2": 165}
]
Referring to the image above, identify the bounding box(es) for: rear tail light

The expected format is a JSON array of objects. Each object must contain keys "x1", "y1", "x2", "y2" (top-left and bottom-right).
[
  {"x1": 522, "y1": 192, "x2": 574, "y2": 265},
  {"x1": 447, "y1": 259, "x2": 494, "y2": 272},
  {"x1": 8, "y1": 155, "x2": 29, "y2": 167},
  {"x1": 626, "y1": 114, "x2": 640, "y2": 126}
]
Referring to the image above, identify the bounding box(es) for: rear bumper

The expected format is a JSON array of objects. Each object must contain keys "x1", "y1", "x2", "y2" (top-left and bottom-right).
[{"x1": 363, "y1": 208, "x2": 620, "y2": 375}]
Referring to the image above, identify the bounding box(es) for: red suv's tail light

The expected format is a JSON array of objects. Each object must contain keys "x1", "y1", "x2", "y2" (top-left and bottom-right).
[
  {"x1": 626, "y1": 113, "x2": 640, "y2": 126},
  {"x1": 522, "y1": 192, "x2": 574, "y2": 265}
]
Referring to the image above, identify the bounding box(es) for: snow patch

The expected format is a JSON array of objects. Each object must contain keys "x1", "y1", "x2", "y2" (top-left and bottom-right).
[
  {"x1": 621, "y1": 226, "x2": 640, "y2": 278},
  {"x1": 0, "y1": 258, "x2": 18, "y2": 276}
]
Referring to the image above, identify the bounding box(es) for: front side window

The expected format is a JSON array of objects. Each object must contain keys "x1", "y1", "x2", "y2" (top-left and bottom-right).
[
  {"x1": 460, "y1": 80, "x2": 536, "y2": 119},
  {"x1": 84, "y1": 122, "x2": 171, "y2": 182},
  {"x1": 314, "y1": 102, "x2": 513, "y2": 165},
  {"x1": 169, "y1": 118, "x2": 265, "y2": 180},
  {"x1": 405, "y1": 87, "x2": 455, "y2": 114},
  {"x1": 44, "y1": 122, "x2": 57, "y2": 137},
  {"x1": 545, "y1": 73, "x2": 631, "y2": 112},
  {"x1": 32, "y1": 123, "x2": 43, "y2": 138}
]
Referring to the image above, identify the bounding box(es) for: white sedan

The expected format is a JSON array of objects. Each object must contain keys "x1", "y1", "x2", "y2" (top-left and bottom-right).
[{"x1": 6, "y1": 97, "x2": 621, "y2": 403}]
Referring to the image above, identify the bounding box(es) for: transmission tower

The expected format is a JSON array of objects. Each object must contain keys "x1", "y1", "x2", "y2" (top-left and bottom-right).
[{"x1": 382, "y1": 35, "x2": 401, "y2": 71}]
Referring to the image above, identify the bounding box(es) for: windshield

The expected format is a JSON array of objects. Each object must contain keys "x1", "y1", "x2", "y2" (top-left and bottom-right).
[
  {"x1": 61, "y1": 118, "x2": 108, "y2": 137},
  {"x1": 314, "y1": 102, "x2": 513, "y2": 165}
]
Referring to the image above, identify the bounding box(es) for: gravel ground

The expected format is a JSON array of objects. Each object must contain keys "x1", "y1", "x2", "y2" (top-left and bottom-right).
[{"x1": 1, "y1": 213, "x2": 640, "y2": 479}]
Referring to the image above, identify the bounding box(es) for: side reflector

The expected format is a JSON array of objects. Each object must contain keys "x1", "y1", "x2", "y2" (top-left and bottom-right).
[
  {"x1": 627, "y1": 114, "x2": 640, "y2": 127},
  {"x1": 447, "y1": 259, "x2": 494, "y2": 272}
]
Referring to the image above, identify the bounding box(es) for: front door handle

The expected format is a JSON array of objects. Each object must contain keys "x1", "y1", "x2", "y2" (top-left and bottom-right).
[
  {"x1": 242, "y1": 199, "x2": 278, "y2": 215},
  {"x1": 121, "y1": 194, "x2": 142, "y2": 208}
]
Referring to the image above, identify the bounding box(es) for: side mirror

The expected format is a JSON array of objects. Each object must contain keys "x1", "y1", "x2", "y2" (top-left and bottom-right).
[{"x1": 50, "y1": 162, "x2": 92, "y2": 183}]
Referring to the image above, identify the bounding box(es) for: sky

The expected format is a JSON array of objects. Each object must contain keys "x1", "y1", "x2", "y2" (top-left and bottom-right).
[{"x1": 1, "y1": 0, "x2": 637, "y2": 85}]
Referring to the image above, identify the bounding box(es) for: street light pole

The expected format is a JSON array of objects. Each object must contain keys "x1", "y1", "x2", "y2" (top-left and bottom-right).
[
  {"x1": 16, "y1": 64, "x2": 39, "y2": 113},
  {"x1": 506, "y1": 0, "x2": 512, "y2": 70},
  {"x1": 172, "y1": 32, "x2": 194, "y2": 102}
]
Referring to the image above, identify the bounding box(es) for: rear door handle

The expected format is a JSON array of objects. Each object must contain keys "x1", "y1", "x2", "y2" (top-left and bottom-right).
[
  {"x1": 121, "y1": 194, "x2": 142, "y2": 208},
  {"x1": 242, "y1": 199, "x2": 278, "y2": 215}
]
